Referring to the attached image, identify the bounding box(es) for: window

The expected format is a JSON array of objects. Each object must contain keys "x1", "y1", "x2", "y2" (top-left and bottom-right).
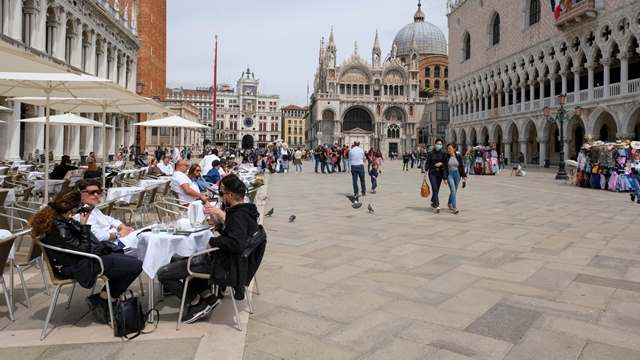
[
  {"x1": 45, "y1": 7, "x2": 56, "y2": 55},
  {"x1": 463, "y1": 32, "x2": 471, "y2": 61},
  {"x1": 434, "y1": 65, "x2": 441, "y2": 78},
  {"x1": 436, "y1": 103, "x2": 449, "y2": 121},
  {"x1": 425, "y1": 79, "x2": 430, "y2": 88},
  {"x1": 434, "y1": 80, "x2": 440, "y2": 89},
  {"x1": 491, "y1": 13, "x2": 501, "y2": 46},
  {"x1": 65, "y1": 19, "x2": 74, "y2": 64},
  {"x1": 425, "y1": 67, "x2": 430, "y2": 77},
  {"x1": 444, "y1": 67, "x2": 448, "y2": 77},
  {"x1": 529, "y1": 0, "x2": 541, "y2": 26}
]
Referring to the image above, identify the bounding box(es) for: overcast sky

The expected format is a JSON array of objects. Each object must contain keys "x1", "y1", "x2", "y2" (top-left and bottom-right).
[{"x1": 167, "y1": 0, "x2": 449, "y2": 106}]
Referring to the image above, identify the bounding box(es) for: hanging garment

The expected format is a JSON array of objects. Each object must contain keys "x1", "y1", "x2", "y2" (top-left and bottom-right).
[{"x1": 608, "y1": 172, "x2": 619, "y2": 192}]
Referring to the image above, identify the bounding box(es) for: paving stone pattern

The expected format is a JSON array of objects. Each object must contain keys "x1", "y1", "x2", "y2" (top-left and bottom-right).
[{"x1": 244, "y1": 161, "x2": 640, "y2": 360}]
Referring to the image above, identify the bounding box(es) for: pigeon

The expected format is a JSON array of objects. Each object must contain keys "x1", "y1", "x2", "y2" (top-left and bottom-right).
[
  {"x1": 265, "y1": 208, "x2": 274, "y2": 217},
  {"x1": 289, "y1": 215, "x2": 296, "y2": 223},
  {"x1": 346, "y1": 194, "x2": 357, "y2": 203},
  {"x1": 368, "y1": 204, "x2": 375, "y2": 214}
]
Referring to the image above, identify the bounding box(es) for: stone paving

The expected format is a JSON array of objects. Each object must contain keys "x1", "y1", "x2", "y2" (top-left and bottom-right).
[{"x1": 244, "y1": 160, "x2": 640, "y2": 360}]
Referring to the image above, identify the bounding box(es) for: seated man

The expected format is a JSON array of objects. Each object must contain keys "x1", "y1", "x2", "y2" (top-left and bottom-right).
[
  {"x1": 73, "y1": 179, "x2": 136, "y2": 254},
  {"x1": 158, "y1": 155, "x2": 174, "y2": 176},
  {"x1": 200, "y1": 149, "x2": 220, "y2": 175},
  {"x1": 50, "y1": 155, "x2": 78, "y2": 180},
  {"x1": 171, "y1": 160, "x2": 208, "y2": 204},
  {"x1": 157, "y1": 175, "x2": 259, "y2": 324},
  {"x1": 204, "y1": 160, "x2": 222, "y2": 184}
]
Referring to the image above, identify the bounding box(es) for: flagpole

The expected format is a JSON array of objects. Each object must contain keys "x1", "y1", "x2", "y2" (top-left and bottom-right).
[{"x1": 212, "y1": 35, "x2": 218, "y2": 147}]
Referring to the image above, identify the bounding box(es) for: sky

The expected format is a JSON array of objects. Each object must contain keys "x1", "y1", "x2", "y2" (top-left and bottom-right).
[{"x1": 167, "y1": 0, "x2": 449, "y2": 106}]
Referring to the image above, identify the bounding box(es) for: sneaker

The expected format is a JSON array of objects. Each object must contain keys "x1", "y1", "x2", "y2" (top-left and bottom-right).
[
  {"x1": 447, "y1": 204, "x2": 453, "y2": 211},
  {"x1": 182, "y1": 302, "x2": 214, "y2": 324},
  {"x1": 430, "y1": 203, "x2": 437, "y2": 209},
  {"x1": 435, "y1": 207, "x2": 440, "y2": 214},
  {"x1": 370, "y1": 190, "x2": 376, "y2": 194},
  {"x1": 86, "y1": 294, "x2": 109, "y2": 324},
  {"x1": 451, "y1": 208, "x2": 460, "y2": 215}
]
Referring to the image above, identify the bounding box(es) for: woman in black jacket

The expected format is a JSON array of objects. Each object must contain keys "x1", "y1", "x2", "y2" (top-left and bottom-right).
[
  {"x1": 29, "y1": 191, "x2": 142, "y2": 324},
  {"x1": 425, "y1": 139, "x2": 447, "y2": 213},
  {"x1": 444, "y1": 143, "x2": 468, "y2": 214}
]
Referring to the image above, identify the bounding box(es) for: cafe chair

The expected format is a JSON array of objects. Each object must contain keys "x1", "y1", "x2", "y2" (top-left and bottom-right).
[
  {"x1": 176, "y1": 247, "x2": 220, "y2": 331},
  {"x1": 0, "y1": 233, "x2": 18, "y2": 321},
  {"x1": 37, "y1": 241, "x2": 115, "y2": 340}
]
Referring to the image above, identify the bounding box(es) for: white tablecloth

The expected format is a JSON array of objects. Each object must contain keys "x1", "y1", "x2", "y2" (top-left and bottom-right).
[
  {"x1": 0, "y1": 175, "x2": 7, "y2": 185},
  {"x1": 106, "y1": 186, "x2": 144, "y2": 204},
  {"x1": 138, "y1": 179, "x2": 170, "y2": 189},
  {"x1": 134, "y1": 229, "x2": 213, "y2": 278},
  {"x1": 27, "y1": 171, "x2": 44, "y2": 181},
  {"x1": 16, "y1": 164, "x2": 34, "y2": 172},
  {"x1": 0, "y1": 166, "x2": 8, "y2": 174},
  {"x1": 1, "y1": 189, "x2": 16, "y2": 206},
  {"x1": 0, "y1": 230, "x2": 15, "y2": 259},
  {"x1": 33, "y1": 179, "x2": 65, "y2": 193},
  {"x1": 10, "y1": 160, "x2": 25, "y2": 169},
  {"x1": 120, "y1": 169, "x2": 142, "y2": 178}
]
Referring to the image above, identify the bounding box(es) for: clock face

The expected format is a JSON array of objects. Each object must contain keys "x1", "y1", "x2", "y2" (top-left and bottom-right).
[
  {"x1": 243, "y1": 86, "x2": 257, "y2": 96},
  {"x1": 243, "y1": 117, "x2": 254, "y2": 128}
]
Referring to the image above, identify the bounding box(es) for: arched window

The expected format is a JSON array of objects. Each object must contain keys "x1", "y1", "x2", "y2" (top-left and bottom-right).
[
  {"x1": 445, "y1": 80, "x2": 449, "y2": 90},
  {"x1": 425, "y1": 67, "x2": 430, "y2": 77},
  {"x1": 81, "y1": 30, "x2": 90, "y2": 71},
  {"x1": 425, "y1": 79, "x2": 431, "y2": 88},
  {"x1": 434, "y1": 80, "x2": 440, "y2": 89},
  {"x1": 387, "y1": 124, "x2": 400, "y2": 139},
  {"x1": 463, "y1": 32, "x2": 471, "y2": 61},
  {"x1": 491, "y1": 13, "x2": 501, "y2": 46},
  {"x1": 444, "y1": 67, "x2": 448, "y2": 77},
  {"x1": 22, "y1": 0, "x2": 37, "y2": 46},
  {"x1": 529, "y1": 0, "x2": 541, "y2": 26},
  {"x1": 435, "y1": 65, "x2": 441, "y2": 77},
  {"x1": 65, "y1": 19, "x2": 74, "y2": 64},
  {"x1": 45, "y1": 7, "x2": 57, "y2": 56}
]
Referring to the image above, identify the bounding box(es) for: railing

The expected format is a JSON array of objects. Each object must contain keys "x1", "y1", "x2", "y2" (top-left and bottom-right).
[
  {"x1": 566, "y1": 93, "x2": 575, "y2": 104},
  {"x1": 629, "y1": 78, "x2": 640, "y2": 94},
  {"x1": 555, "y1": 0, "x2": 597, "y2": 30},
  {"x1": 579, "y1": 90, "x2": 589, "y2": 102},
  {"x1": 593, "y1": 86, "x2": 604, "y2": 100},
  {"x1": 533, "y1": 100, "x2": 541, "y2": 110},
  {"x1": 609, "y1": 83, "x2": 621, "y2": 97},
  {"x1": 524, "y1": 102, "x2": 531, "y2": 111},
  {"x1": 543, "y1": 98, "x2": 551, "y2": 108}
]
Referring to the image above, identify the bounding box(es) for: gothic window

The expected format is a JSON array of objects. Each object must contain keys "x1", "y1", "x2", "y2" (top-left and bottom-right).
[
  {"x1": 65, "y1": 19, "x2": 74, "y2": 64},
  {"x1": 387, "y1": 124, "x2": 400, "y2": 139},
  {"x1": 491, "y1": 13, "x2": 501, "y2": 46},
  {"x1": 425, "y1": 79, "x2": 431, "y2": 88},
  {"x1": 463, "y1": 32, "x2": 471, "y2": 61},
  {"x1": 529, "y1": 0, "x2": 541, "y2": 26},
  {"x1": 45, "y1": 7, "x2": 57, "y2": 55},
  {"x1": 435, "y1": 65, "x2": 441, "y2": 78},
  {"x1": 81, "y1": 30, "x2": 90, "y2": 71},
  {"x1": 425, "y1": 67, "x2": 430, "y2": 77}
]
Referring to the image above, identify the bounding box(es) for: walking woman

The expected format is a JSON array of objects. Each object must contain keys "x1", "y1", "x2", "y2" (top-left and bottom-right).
[
  {"x1": 445, "y1": 143, "x2": 467, "y2": 214},
  {"x1": 425, "y1": 139, "x2": 447, "y2": 213}
]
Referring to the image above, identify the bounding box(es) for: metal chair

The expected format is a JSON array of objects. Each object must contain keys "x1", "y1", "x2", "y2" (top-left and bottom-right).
[
  {"x1": 12, "y1": 232, "x2": 49, "y2": 308},
  {"x1": 113, "y1": 189, "x2": 147, "y2": 227},
  {"x1": 37, "y1": 241, "x2": 115, "y2": 340},
  {"x1": 0, "y1": 233, "x2": 18, "y2": 321}
]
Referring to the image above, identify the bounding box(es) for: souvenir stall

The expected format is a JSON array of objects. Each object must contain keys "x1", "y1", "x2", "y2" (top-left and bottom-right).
[
  {"x1": 575, "y1": 141, "x2": 640, "y2": 192},
  {"x1": 470, "y1": 146, "x2": 499, "y2": 175}
]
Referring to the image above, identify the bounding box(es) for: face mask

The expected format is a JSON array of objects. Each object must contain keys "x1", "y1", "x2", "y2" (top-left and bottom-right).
[{"x1": 435, "y1": 144, "x2": 443, "y2": 151}]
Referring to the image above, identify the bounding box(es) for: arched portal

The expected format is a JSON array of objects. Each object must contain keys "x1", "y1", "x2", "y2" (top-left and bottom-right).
[
  {"x1": 626, "y1": 107, "x2": 640, "y2": 141},
  {"x1": 569, "y1": 116, "x2": 586, "y2": 159},
  {"x1": 470, "y1": 128, "x2": 478, "y2": 146},
  {"x1": 242, "y1": 134, "x2": 254, "y2": 149},
  {"x1": 480, "y1": 127, "x2": 489, "y2": 146},
  {"x1": 507, "y1": 122, "x2": 519, "y2": 163},
  {"x1": 494, "y1": 125, "x2": 503, "y2": 155},
  {"x1": 523, "y1": 120, "x2": 539, "y2": 165},
  {"x1": 594, "y1": 111, "x2": 617, "y2": 142},
  {"x1": 343, "y1": 107, "x2": 373, "y2": 132}
]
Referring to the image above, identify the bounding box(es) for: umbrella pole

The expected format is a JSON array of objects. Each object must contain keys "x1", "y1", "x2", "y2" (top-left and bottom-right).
[
  {"x1": 102, "y1": 107, "x2": 107, "y2": 189},
  {"x1": 44, "y1": 89, "x2": 51, "y2": 203}
]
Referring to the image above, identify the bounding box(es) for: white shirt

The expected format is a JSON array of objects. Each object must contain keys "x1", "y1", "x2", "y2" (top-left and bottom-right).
[
  {"x1": 349, "y1": 146, "x2": 365, "y2": 166},
  {"x1": 200, "y1": 154, "x2": 220, "y2": 175},
  {"x1": 294, "y1": 150, "x2": 302, "y2": 160},
  {"x1": 172, "y1": 148, "x2": 181, "y2": 163},
  {"x1": 73, "y1": 207, "x2": 122, "y2": 242},
  {"x1": 171, "y1": 171, "x2": 200, "y2": 203},
  {"x1": 158, "y1": 162, "x2": 174, "y2": 175}
]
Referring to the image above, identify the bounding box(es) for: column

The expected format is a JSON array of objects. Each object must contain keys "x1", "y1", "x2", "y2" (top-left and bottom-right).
[
  {"x1": 71, "y1": 24, "x2": 82, "y2": 68},
  {"x1": 549, "y1": 75, "x2": 556, "y2": 100},
  {"x1": 519, "y1": 140, "x2": 528, "y2": 165},
  {"x1": 70, "y1": 126, "x2": 80, "y2": 160},
  {"x1": 587, "y1": 63, "x2": 594, "y2": 101},
  {"x1": 539, "y1": 78, "x2": 545, "y2": 101},
  {"x1": 529, "y1": 82, "x2": 535, "y2": 105},
  {"x1": 563, "y1": 139, "x2": 570, "y2": 161},
  {"x1": 573, "y1": 70, "x2": 580, "y2": 97},
  {"x1": 602, "y1": 59, "x2": 610, "y2": 98},
  {"x1": 96, "y1": 115, "x2": 104, "y2": 159},
  {"x1": 520, "y1": 85, "x2": 526, "y2": 112},
  {"x1": 83, "y1": 126, "x2": 94, "y2": 156},
  {"x1": 497, "y1": 90, "x2": 502, "y2": 108},
  {"x1": 483, "y1": 94, "x2": 489, "y2": 111},
  {"x1": 8, "y1": 0, "x2": 23, "y2": 40},
  {"x1": 0, "y1": 103, "x2": 20, "y2": 160},
  {"x1": 620, "y1": 54, "x2": 628, "y2": 95},
  {"x1": 561, "y1": 72, "x2": 567, "y2": 95},
  {"x1": 33, "y1": 0, "x2": 47, "y2": 52},
  {"x1": 504, "y1": 142, "x2": 512, "y2": 163},
  {"x1": 118, "y1": 118, "x2": 126, "y2": 150},
  {"x1": 51, "y1": 126, "x2": 64, "y2": 161},
  {"x1": 512, "y1": 87, "x2": 517, "y2": 110},
  {"x1": 86, "y1": 32, "x2": 96, "y2": 76},
  {"x1": 108, "y1": 116, "x2": 115, "y2": 157},
  {"x1": 539, "y1": 140, "x2": 547, "y2": 167},
  {"x1": 54, "y1": 10, "x2": 66, "y2": 61}
]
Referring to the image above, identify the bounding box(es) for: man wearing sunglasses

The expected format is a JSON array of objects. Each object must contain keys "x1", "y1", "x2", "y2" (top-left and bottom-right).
[{"x1": 74, "y1": 179, "x2": 135, "y2": 248}]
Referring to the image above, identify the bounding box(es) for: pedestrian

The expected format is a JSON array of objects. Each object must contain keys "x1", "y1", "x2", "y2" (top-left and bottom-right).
[
  {"x1": 445, "y1": 143, "x2": 467, "y2": 214},
  {"x1": 402, "y1": 152, "x2": 410, "y2": 171},
  {"x1": 314, "y1": 146, "x2": 322, "y2": 173},
  {"x1": 349, "y1": 141, "x2": 366, "y2": 198},
  {"x1": 425, "y1": 139, "x2": 447, "y2": 213},
  {"x1": 342, "y1": 145, "x2": 350, "y2": 173},
  {"x1": 463, "y1": 149, "x2": 473, "y2": 176},
  {"x1": 369, "y1": 161, "x2": 379, "y2": 194},
  {"x1": 294, "y1": 147, "x2": 303, "y2": 173}
]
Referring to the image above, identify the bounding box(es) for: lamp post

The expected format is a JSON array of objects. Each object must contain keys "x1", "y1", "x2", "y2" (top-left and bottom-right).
[
  {"x1": 135, "y1": 80, "x2": 145, "y2": 153},
  {"x1": 543, "y1": 94, "x2": 582, "y2": 180}
]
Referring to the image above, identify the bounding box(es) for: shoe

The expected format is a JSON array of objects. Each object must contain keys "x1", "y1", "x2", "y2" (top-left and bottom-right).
[
  {"x1": 233, "y1": 287, "x2": 245, "y2": 301},
  {"x1": 451, "y1": 208, "x2": 460, "y2": 214},
  {"x1": 631, "y1": 193, "x2": 636, "y2": 202},
  {"x1": 430, "y1": 203, "x2": 437, "y2": 209},
  {"x1": 86, "y1": 294, "x2": 109, "y2": 324},
  {"x1": 447, "y1": 204, "x2": 453, "y2": 211},
  {"x1": 435, "y1": 207, "x2": 440, "y2": 214},
  {"x1": 370, "y1": 190, "x2": 376, "y2": 194},
  {"x1": 182, "y1": 301, "x2": 214, "y2": 324}
]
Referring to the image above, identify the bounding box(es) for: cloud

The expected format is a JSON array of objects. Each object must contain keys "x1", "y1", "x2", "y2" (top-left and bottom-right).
[{"x1": 167, "y1": 0, "x2": 449, "y2": 105}]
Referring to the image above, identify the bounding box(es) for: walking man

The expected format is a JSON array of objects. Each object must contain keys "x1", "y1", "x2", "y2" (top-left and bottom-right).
[{"x1": 349, "y1": 141, "x2": 366, "y2": 198}]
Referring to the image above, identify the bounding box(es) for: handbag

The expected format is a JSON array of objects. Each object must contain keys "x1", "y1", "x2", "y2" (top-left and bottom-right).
[
  {"x1": 113, "y1": 290, "x2": 159, "y2": 340},
  {"x1": 420, "y1": 178, "x2": 431, "y2": 198}
]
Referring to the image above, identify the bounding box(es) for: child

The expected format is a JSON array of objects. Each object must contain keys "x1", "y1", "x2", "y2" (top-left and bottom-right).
[{"x1": 369, "y1": 162, "x2": 379, "y2": 194}]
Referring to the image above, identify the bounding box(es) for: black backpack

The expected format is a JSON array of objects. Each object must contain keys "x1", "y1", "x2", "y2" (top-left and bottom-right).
[{"x1": 113, "y1": 291, "x2": 159, "y2": 340}]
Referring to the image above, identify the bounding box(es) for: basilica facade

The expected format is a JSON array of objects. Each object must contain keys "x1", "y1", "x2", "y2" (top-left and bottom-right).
[{"x1": 309, "y1": 2, "x2": 449, "y2": 156}]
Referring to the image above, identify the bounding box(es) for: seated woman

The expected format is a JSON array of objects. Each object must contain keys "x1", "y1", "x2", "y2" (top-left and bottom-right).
[
  {"x1": 147, "y1": 158, "x2": 165, "y2": 177},
  {"x1": 83, "y1": 160, "x2": 101, "y2": 179},
  {"x1": 204, "y1": 160, "x2": 222, "y2": 184},
  {"x1": 113, "y1": 153, "x2": 126, "y2": 170},
  {"x1": 189, "y1": 164, "x2": 210, "y2": 192},
  {"x1": 29, "y1": 191, "x2": 142, "y2": 324},
  {"x1": 50, "y1": 155, "x2": 78, "y2": 180}
]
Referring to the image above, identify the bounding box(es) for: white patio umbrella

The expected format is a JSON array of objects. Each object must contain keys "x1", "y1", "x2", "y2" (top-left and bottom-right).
[
  {"x1": 0, "y1": 40, "x2": 67, "y2": 73},
  {"x1": 133, "y1": 115, "x2": 208, "y2": 149},
  {"x1": 15, "y1": 95, "x2": 169, "y2": 188},
  {"x1": 0, "y1": 105, "x2": 12, "y2": 112},
  {"x1": 19, "y1": 113, "x2": 112, "y2": 127},
  {"x1": 0, "y1": 72, "x2": 125, "y2": 200}
]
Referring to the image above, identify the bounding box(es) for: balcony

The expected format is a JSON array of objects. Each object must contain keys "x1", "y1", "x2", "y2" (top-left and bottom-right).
[{"x1": 555, "y1": 0, "x2": 597, "y2": 30}]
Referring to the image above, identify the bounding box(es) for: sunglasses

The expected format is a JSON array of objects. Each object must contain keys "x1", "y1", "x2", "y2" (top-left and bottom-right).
[{"x1": 83, "y1": 189, "x2": 103, "y2": 196}]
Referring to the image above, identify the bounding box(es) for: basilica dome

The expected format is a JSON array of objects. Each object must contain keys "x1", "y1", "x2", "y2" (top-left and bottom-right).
[{"x1": 392, "y1": 2, "x2": 447, "y2": 57}]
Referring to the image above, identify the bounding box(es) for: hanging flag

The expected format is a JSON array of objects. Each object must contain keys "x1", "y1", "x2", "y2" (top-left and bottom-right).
[{"x1": 553, "y1": 0, "x2": 564, "y2": 20}]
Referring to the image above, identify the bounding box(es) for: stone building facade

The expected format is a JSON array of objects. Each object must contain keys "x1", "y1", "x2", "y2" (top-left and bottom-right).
[
  {"x1": 0, "y1": 0, "x2": 140, "y2": 161},
  {"x1": 166, "y1": 68, "x2": 281, "y2": 150},
  {"x1": 281, "y1": 105, "x2": 308, "y2": 147},
  {"x1": 309, "y1": 2, "x2": 450, "y2": 156},
  {"x1": 447, "y1": 0, "x2": 640, "y2": 165}
]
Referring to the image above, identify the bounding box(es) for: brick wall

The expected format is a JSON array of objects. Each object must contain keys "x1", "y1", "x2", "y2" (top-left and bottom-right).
[{"x1": 136, "y1": 0, "x2": 166, "y2": 100}]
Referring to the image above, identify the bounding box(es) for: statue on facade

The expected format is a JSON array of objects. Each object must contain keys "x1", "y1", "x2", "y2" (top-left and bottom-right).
[{"x1": 392, "y1": 44, "x2": 398, "y2": 59}]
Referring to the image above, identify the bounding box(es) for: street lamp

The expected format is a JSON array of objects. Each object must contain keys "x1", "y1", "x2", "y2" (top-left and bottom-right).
[
  {"x1": 135, "y1": 81, "x2": 145, "y2": 154},
  {"x1": 543, "y1": 94, "x2": 582, "y2": 180}
]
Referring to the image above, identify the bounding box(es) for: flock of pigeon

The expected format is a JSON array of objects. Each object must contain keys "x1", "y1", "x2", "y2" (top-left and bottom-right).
[{"x1": 263, "y1": 196, "x2": 375, "y2": 224}]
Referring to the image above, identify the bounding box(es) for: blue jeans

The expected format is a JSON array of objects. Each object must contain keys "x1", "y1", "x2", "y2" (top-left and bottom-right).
[
  {"x1": 351, "y1": 165, "x2": 366, "y2": 196},
  {"x1": 314, "y1": 158, "x2": 320, "y2": 172},
  {"x1": 447, "y1": 169, "x2": 462, "y2": 209},
  {"x1": 342, "y1": 158, "x2": 350, "y2": 172},
  {"x1": 295, "y1": 162, "x2": 303, "y2": 172}
]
